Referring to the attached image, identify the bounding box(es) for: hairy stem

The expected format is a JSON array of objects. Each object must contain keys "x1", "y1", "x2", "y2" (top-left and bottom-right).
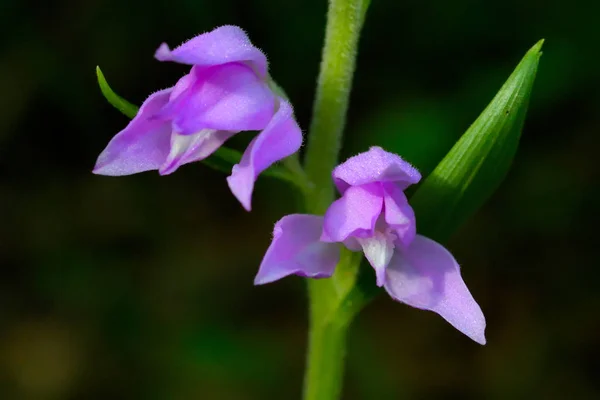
[
  {"x1": 303, "y1": 0, "x2": 369, "y2": 214},
  {"x1": 301, "y1": 0, "x2": 370, "y2": 399}
]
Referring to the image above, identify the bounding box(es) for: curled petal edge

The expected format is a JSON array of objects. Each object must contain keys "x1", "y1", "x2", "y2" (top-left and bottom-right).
[{"x1": 226, "y1": 98, "x2": 302, "y2": 211}]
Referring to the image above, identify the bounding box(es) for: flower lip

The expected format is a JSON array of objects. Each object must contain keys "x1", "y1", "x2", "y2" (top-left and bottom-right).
[{"x1": 356, "y1": 228, "x2": 397, "y2": 287}]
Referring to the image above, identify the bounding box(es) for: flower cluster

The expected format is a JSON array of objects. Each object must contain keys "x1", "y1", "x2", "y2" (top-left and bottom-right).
[
  {"x1": 255, "y1": 147, "x2": 486, "y2": 344},
  {"x1": 93, "y1": 25, "x2": 303, "y2": 211},
  {"x1": 94, "y1": 26, "x2": 485, "y2": 344}
]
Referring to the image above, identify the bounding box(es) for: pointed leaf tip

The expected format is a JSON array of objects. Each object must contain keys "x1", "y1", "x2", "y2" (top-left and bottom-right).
[
  {"x1": 411, "y1": 40, "x2": 543, "y2": 242},
  {"x1": 531, "y1": 38, "x2": 545, "y2": 54},
  {"x1": 96, "y1": 66, "x2": 139, "y2": 119}
]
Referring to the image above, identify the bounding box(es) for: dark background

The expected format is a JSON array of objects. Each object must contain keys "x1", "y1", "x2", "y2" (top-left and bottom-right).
[{"x1": 1, "y1": 0, "x2": 598, "y2": 398}]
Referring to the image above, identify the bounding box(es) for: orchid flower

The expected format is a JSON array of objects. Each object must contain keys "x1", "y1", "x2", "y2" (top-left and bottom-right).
[
  {"x1": 255, "y1": 147, "x2": 486, "y2": 344},
  {"x1": 93, "y1": 25, "x2": 303, "y2": 210}
]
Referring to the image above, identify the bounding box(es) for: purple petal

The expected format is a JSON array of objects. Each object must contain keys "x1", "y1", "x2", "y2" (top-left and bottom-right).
[
  {"x1": 333, "y1": 146, "x2": 422, "y2": 195},
  {"x1": 154, "y1": 25, "x2": 268, "y2": 77},
  {"x1": 159, "y1": 129, "x2": 238, "y2": 175},
  {"x1": 384, "y1": 235, "x2": 486, "y2": 344},
  {"x1": 157, "y1": 63, "x2": 275, "y2": 135},
  {"x1": 93, "y1": 89, "x2": 172, "y2": 176},
  {"x1": 382, "y1": 182, "x2": 416, "y2": 248},
  {"x1": 255, "y1": 214, "x2": 340, "y2": 285},
  {"x1": 226, "y1": 98, "x2": 302, "y2": 211},
  {"x1": 169, "y1": 72, "x2": 195, "y2": 101},
  {"x1": 321, "y1": 183, "x2": 384, "y2": 243}
]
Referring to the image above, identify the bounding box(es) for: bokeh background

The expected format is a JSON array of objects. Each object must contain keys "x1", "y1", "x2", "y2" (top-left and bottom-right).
[{"x1": 1, "y1": 0, "x2": 598, "y2": 398}]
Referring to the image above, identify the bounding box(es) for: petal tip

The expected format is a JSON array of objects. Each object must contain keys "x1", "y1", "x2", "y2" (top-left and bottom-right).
[
  {"x1": 229, "y1": 187, "x2": 252, "y2": 211},
  {"x1": 375, "y1": 273, "x2": 386, "y2": 287},
  {"x1": 91, "y1": 162, "x2": 127, "y2": 176},
  {"x1": 253, "y1": 263, "x2": 291, "y2": 286},
  {"x1": 253, "y1": 274, "x2": 274, "y2": 285},
  {"x1": 470, "y1": 317, "x2": 487, "y2": 345},
  {"x1": 469, "y1": 326, "x2": 487, "y2": 345},
  {"x1": 158, "y1": 167, "x2": 174, "y2": 176},
  {"x1": 458, "y1": 309, "x2": 487, "y2": 345},
  {"x1": 154, "y1": 43, "x2": 172, "y2": 61},
  {"x1": 158, "y1": 158, "x2": 180, "y2": 176},
  {"x1": 226, "y1": 167, "x2": 254, "y2": 211},
  {"x1": 91, "y1": 165, "x2": 103, "y2": 175}
]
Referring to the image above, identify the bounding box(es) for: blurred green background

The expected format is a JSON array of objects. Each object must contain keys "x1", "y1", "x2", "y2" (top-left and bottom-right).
[{"x1": 1, "y1": 0, "x2": 598, "y2": 398}]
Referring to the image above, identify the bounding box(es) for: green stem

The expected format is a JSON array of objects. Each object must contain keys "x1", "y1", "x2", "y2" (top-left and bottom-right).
[
  {"x1": 303, "y1": 309, "x2": 351, "y2": 400},
  {"x1": 301, "y1": 0, "x2": 370, "y2": 398},
  {"x1": 303, "y1": 250, "x2": 365, "y2": 400},
  {"x1": 303, "y1": 0, "x2": 369, "y2": 214}
]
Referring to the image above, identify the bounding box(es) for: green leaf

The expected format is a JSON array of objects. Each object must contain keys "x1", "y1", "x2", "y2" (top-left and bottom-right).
[
  {"x1": 96, "y1": 66, "x2": 138, "y2": 119},
  {"x1": 410, "y1": 39, "x2": 544, "y2": 242},
  {"x1": 95, "y1": 66, "x2": 299, "y2": 184}
]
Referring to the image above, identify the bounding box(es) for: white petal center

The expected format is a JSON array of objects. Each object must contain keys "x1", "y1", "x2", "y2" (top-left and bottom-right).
[
  {"x1": 357, "y1": 229, "x2": 396, "y2": 273},
  {"x1": 168, "y1": 129, "x2": 215, "y2": 161},
  {"x1": 160, "y1": 129, "x2": 217, "y2": 174}
]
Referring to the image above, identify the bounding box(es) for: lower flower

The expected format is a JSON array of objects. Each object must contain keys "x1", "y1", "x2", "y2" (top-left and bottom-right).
[{"x1": 254, "y1": 147, "x2": 486, "y2": 344}]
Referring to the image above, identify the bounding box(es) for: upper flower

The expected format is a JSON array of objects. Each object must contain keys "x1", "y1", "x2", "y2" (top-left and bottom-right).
[
  {"x1": 255, "y1": 147, "x2": 486, "y2": 344},
  {"x1": 93, "y1": 25, "x2": 303, "y2": 210}
]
